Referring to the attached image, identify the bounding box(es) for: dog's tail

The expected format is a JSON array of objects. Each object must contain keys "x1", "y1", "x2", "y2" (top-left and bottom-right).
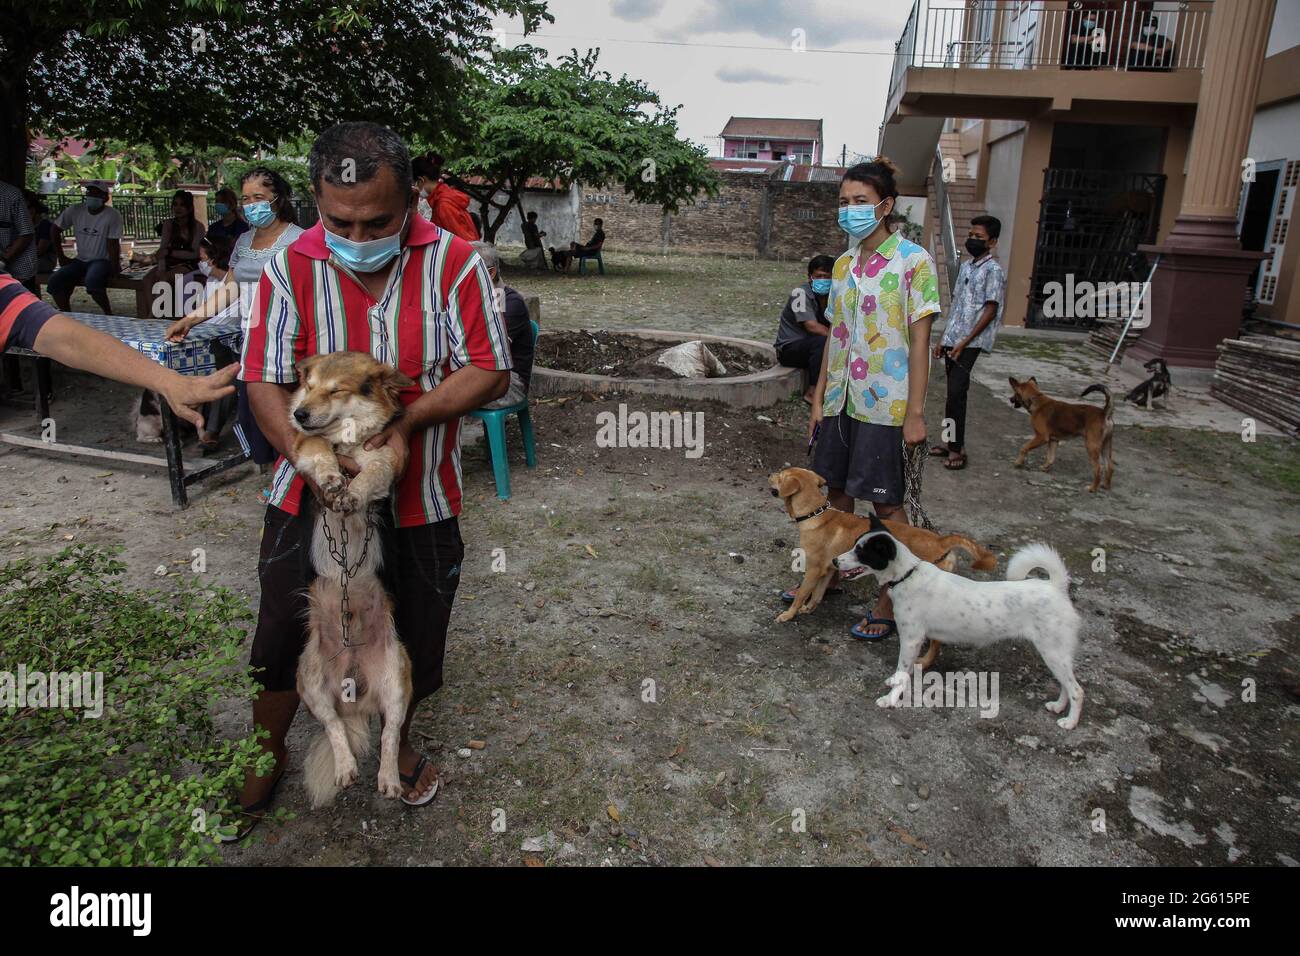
[
  {"x1": 1080, "y1": 383, "x2": 1113, "y2": 423},
  {"x1": 938, "y1": 533, "x2": 998, "y2": 572},
  {"x1": 1006, "y1": 543, "x2": 1070, "y2": 594},
  {"x1": 303, "y1": 712, "x2": 372, "y2": 809}
]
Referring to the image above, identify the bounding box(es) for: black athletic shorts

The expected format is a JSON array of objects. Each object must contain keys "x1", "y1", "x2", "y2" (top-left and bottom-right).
[
  {"x1": 249, "y1": 498, "x2": 464, "y2": 702},
  {"x1": 811, "y1": 412, "x2": 905, "y2": 505}
]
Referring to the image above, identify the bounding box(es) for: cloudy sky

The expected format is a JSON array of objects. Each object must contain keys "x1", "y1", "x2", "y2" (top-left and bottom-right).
[{"x1": 492, "y1": 0, "x2": 912, "y2": 163}]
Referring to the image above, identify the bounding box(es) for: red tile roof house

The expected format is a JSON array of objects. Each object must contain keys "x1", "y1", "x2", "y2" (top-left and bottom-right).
[{"x1": 720, "y1": 117, "x2": 824, "y2": 165}]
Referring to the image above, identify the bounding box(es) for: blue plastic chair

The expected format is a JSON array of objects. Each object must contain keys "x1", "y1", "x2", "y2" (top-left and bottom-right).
[{"x1": 467, "y1": 320, "x2": 538, "y2": 500}]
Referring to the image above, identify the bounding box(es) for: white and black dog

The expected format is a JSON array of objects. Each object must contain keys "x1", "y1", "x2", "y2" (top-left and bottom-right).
[{"x1": 834, "y1": 515, "x2": 1084, "y2": 729}]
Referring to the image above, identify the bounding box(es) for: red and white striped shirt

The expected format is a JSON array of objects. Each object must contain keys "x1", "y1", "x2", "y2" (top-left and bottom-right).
[{"x1": 239, "y1": 215, "x2": 511, "y2": 527}]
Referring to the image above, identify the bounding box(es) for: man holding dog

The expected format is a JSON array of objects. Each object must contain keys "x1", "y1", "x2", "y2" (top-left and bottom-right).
[{"x1": 237, "y1": 122, "x2": 510, "y2": 828}]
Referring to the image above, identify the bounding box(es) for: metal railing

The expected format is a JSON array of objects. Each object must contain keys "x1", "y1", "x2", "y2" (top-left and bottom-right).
[
  {"x1": 41, "y1": 193, "x2": 319, "y2": 239},
  {"x1": 888, "y1": 0, "x2": 1213, "y2": 107},
  {"x1": 932, "y1": 143, "x2": 960, "y2": 295}
]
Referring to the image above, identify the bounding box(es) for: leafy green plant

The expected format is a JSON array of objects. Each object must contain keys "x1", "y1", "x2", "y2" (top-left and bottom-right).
[{"x1": 0, "y1": 547, "x2": 271, "y2": 865}]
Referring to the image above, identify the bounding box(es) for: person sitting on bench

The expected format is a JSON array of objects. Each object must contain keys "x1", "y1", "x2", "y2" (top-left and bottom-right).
[
  {"x1": 519, "y1": 211, "x2": 547, "y2": 270},
  {"x1": 774, "y1": 254, "x2": 835, "y2": 403},
  {"x1": 47, "y1": 184, "x2": 123, "y2": 315},
  {"x1": 471, "y1": 241, "x2": 533, "y2": 410}
]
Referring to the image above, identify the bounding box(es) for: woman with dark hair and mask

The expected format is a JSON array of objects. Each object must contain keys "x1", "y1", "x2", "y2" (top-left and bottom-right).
[
  {"x1": 166, "y1": 167, "x2": 303, "y2": 478},
  {"x1": 803, "y1": 156, "x2": 941, "y2": 643}
]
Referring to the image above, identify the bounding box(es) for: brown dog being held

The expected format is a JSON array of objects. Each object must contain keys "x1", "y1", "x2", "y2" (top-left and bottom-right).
[{"x1": 1008, "y1": 376, "x2": 1116, "y2": 493}]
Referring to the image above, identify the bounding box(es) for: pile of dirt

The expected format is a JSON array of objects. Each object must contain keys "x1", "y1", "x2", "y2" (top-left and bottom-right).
[{"x1": 535, "y1": 330, "x2": 771, "y2": 379}]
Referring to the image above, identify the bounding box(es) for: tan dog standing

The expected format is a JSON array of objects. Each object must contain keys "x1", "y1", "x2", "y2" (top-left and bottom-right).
[
  {"x1": 1008, "y1": 377, "x2": 1115, "y2": 492},
  {"x1": 768, "y1": 467, "x2": 997, "y2": 667},
  {"x1": 288, "y1": 351, "x2": 417, "y2": 807}
]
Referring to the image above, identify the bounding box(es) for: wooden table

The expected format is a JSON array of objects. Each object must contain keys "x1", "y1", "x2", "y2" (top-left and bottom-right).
[{"x1": 1, "y1": 313, "x2": 249, "y2": 508}]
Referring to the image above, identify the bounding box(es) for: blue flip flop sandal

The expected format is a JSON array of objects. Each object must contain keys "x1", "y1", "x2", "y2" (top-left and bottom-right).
[
  {"x1": 850, "y1": 615, "x2": 897, "y2": 642},
  {"x1": 220, "y1": 764, "x2": 287, "y2": 844}
]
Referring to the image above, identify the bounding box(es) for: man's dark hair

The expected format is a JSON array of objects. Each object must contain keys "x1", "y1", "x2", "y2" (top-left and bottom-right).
[
  {"x1": 526, "y1": 211, "x2": 537, "y2": 220},
  {"x1": 971, "y1": 214, "x2": 1001, "y2": 240},
  {"x1": 594, "y1": 217, "x2": 603, "y2": 226},
  {"x1": 807, "y1": 254, "x2": 836, "y2": 276},
  {"x1": 309, "y1": 121, "x2": 413, "y2": 194}
]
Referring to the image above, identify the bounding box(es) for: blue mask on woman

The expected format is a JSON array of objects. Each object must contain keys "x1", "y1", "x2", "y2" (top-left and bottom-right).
[
  {"x1": 839, "y1": 200, "x2": 885, "y2": 240},
  {"x1": 810, "y1": 278, "x2": 832, "y2": 295},
  {"x1": 243, "y1": 201, "x2": 276, "y2": 228},
  {"x1": 214, "y1": 202, "x2": 231, "y2": 217},
  {"x1": 324, "y1": 211, "x2": 408, "y2": 274}
]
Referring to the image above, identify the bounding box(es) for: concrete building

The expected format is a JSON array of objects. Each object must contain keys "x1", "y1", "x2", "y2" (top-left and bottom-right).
[
  {"x1": 720, "y1": 117, "x2": 824, "y2": 165},
  {"x1": 879, "y1": 0, "x2": 1299, "y2": 372}
]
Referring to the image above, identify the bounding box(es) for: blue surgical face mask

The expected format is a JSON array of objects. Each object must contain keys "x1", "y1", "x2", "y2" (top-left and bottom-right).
[
  {"x1": 214, "y1": 202, "x2": 231, "y2": 216},
  {"x1": 85, "y1": 197, "x2": 105, "y2": 211},
  {"x1": 839, "y1": 200, "x2": 885, "y2": 240},
  {"x1": 810, "y1": 278, "x2": 832, "y2": 295},
  {"x1": 324, "y1": 210, "x2": 409, "y2": 274},
  {"x1": 244, "y1": 201, "x2": 276, "y2": 228}
]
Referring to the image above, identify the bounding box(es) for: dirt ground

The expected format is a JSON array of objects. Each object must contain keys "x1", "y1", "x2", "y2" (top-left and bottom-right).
[
  {"x1": 537, "y1": 329, "x2": 768, "y2": 378},
  {"x1": 4, "y1": 255, "x2": 1298, "y2": 866}
]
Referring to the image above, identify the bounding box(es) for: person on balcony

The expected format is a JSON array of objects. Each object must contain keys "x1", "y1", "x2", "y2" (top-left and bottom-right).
[
  {"x1": 1128, "y1": 14, "x2": 1174, "y2": 71},
  {"x1": 931, "y1": 215, "x2": 1005, "y2": 472},
  {"x1": 1063, "y1": 11, "x2": 1104, "y2": 69},
  {"x1": 773, "y1": 254, "x2": 835, "y2": 403}
]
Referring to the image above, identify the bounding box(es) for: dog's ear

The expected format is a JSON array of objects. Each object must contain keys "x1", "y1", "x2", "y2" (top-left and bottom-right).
[
  {"x1": 773, "y1": 470, "x2": 798, "y2": 498},
  {"x1": 1029, "y1": 376, "x2": 1038, "y2": 385},
  {"x1": 868, "y1": 511, "x2": 886, "y2": 532},
  {"x1": 856, "y1": 533, "x2": 897, "y2": 571},
  {"x1": 1008, "y1": 376, "x2": 1019, "y2": 389},
  {"x1": 294, "y1": 353, "x2": 326, "y2": 383},
  {"x1": 374, "y1": 366, "x2": 416, "y2": 403}
]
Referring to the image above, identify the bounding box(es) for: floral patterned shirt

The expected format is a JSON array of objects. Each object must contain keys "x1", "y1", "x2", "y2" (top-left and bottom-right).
[{"x1": 823, "y1": 231, "x2": 942, "y2": 426}]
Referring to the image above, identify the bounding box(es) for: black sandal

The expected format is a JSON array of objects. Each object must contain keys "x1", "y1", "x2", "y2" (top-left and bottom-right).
[
  {"x1": 220, "y1": 764, "x2": 287, "y2": 844},
  {"x1": 944, "y1": 453, "x2": 968, "y2": 470},
  {"x1": 400, "y1": 754, "x2": 440, "y2": 807}
]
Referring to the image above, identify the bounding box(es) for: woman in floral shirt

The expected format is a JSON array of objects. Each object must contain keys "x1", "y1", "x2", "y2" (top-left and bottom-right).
[{"x1": 808, "y1": 158, "x2": 942, "y2": 641}]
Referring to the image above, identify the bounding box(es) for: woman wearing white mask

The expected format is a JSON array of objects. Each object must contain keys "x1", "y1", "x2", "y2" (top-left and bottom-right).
[
  {"x1": 167, "y1": 168, "x2": 303, "y2": 471},
  {"x1": 802, "y1": 157, "x2": 940, "y2": 644}
]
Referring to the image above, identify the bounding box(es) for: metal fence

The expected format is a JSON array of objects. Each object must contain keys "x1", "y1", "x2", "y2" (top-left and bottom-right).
[
  {"x1": 889, "y1": 0, "x2": 1213, "y2": 108},
  {"x1": 1027, "y1": 167, "x2": 1166, "y2": 330},
  {"x1": 41, "y1": 193, "x2": 319, "y2": 239}
]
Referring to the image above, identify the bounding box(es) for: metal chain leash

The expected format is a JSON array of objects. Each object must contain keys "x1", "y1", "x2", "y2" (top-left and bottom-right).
[
  {"x1": 903, "y1": 438, "x2": 935, "y2": 532},
  {"x1": 319, "y1": 507, "x2": 376, "y2": 661}
]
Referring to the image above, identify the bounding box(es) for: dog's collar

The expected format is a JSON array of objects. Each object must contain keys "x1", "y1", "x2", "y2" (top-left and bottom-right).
[
  {"x1": 794, "y1": 501, "x2": 833, "y2": 523},
  {"x1": 886, "y1": 563, "x2": 920, "y2": 591}
]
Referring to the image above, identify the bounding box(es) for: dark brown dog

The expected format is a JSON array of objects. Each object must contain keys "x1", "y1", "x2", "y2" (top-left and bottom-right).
[{"x1": 1008, "y1": 377, "x2": 1115, "y2": 492}]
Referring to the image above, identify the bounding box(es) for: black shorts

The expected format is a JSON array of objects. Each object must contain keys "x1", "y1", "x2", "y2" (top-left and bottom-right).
[
  {"x1": 249, "y1": 499, "x2": 464, "y2": 702},
  {"x1": 811, "y1": 412, "x2": 905, "y2": 505}
]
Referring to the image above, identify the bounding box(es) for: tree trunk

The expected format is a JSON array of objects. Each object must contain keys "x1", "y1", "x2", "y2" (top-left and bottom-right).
[{"x1": 0, "y1": 51, "x2": 32, "y2": 188}]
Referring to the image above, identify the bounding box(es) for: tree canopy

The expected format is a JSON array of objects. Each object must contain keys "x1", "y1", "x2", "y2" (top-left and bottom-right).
[
  {"x1": 0, "y1": 0, "x2": 551, "y2": 184},
  {"x1": 432, "y1": 46, "x2": 719, "y2": 241}
]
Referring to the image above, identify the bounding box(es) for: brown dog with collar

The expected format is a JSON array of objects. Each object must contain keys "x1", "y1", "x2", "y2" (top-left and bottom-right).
[
  {"x1": 768, "y1": 467, "x2": 997, "y2": 665},
  {"x1": 1008, "y1": 377, "x2": 1115, "y2": 492}
]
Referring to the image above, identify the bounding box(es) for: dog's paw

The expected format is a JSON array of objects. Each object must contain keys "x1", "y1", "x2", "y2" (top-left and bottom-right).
[
  {"x1": 1045, "y1": 698, "x2": 1067, "y2": 715},
  {"x1": 1056, "y1": 714, "x2": 1079, "y2": 730},
  {"x1": 1012, "y1": 459, "x2": 1025, "y2": 469},
  {"x1": 876, "y1": 688, "x2": 904, "y2": 708},
  {"x1": 884, "y1": 671, "x2": 908, "y2": 689},
  {"x1": 377, "y1": 769, "x2": 403, "y2": 799},
  {"x1": 775, "y1": 608, "x2": 796, "y2": 623},
  {"x1": 335, "y1": 489, "x2": 361, "y2": 515},
  {"x1": 797, "y1": 600, "x2": 819, "y2": 615},
  {"x1": 320, "y1": 473, "x2": 347, "y2": 508},
  {"x1": 334, "y1": 756, "x2": 359, "y2": 790},
  {"x1": 1039, "y1": 463, "x2": 1053, "y2": 472}
]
